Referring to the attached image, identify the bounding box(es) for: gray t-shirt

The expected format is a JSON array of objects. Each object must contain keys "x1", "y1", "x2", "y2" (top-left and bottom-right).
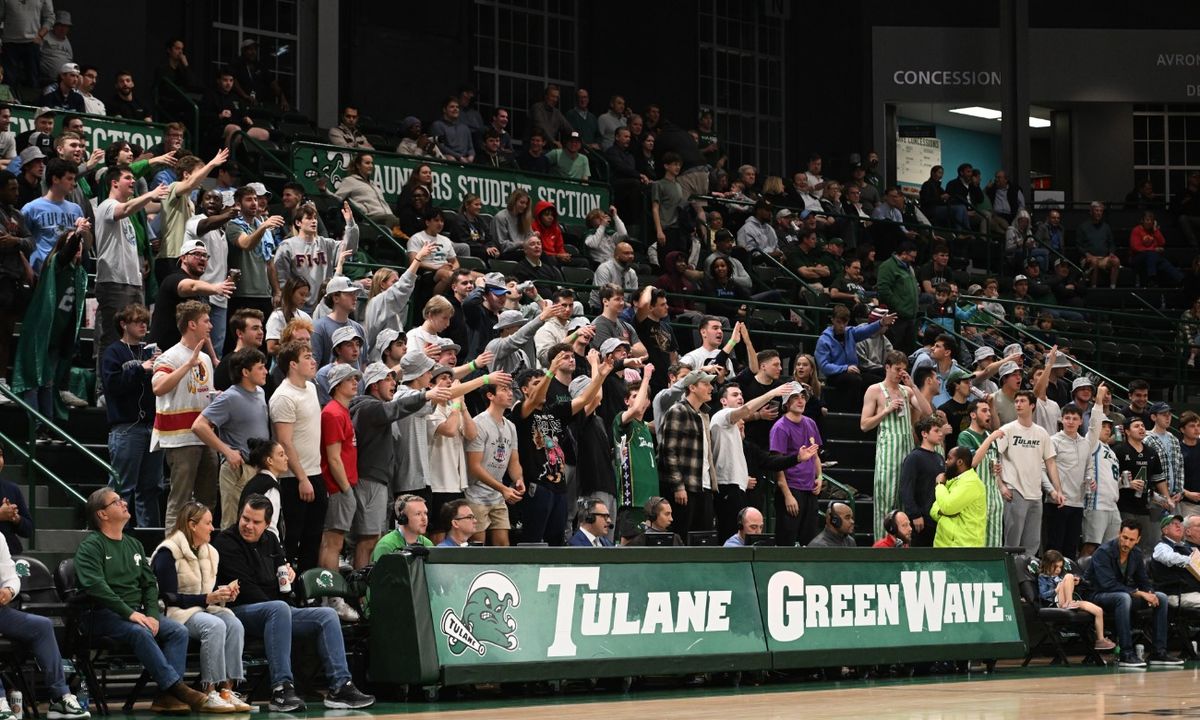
[
  {"x1": 651, "y1": 178, "x2": 684, "y2": 229},
  {"x1": 201, "y1": 383, "x2": 269, "y2": 458},
  {"x1": 465, "y1": 411, "x2": 517, "y2": 505},
  {"x1": 95, "y1": 197, "x2": 142, "y2": 286},
  {"x1": 589, "y1": 315, "x2": 640, "y2": 352},
  {"x1": 391, "y1": 386, "x2": 434, "y2": 494}
]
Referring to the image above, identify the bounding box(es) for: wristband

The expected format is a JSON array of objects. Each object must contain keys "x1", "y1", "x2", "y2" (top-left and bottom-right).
[
  {"x1": 482, "y1": 374, "x2": 490, "y2": 385},
  {"x1": 450, "y1": 402, "x2": 462, "y2": 411},
  {"x1": 545, "y1": 369, "x2": 554, "y2": 378},
  {"x1": 467, "y1": 360, "x2": 477, "y2": 372}
]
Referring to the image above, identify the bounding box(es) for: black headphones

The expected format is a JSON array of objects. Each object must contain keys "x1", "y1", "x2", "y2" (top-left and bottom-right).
[
  {"x1": 883, "y1": 509, "x2": 900, "y2": 537},
  {"x1": 645, "y1": 496, "x2": 666, "y2": 521},
  {"x1": 579, "y1": 496, "x2": 602, "y2": 525},
  {"x1": 829, "y1": 502, "x2": 848, "y2": 529},
  {"x1": 395, "y1": 495, "x2": 414, "y2": 526}
]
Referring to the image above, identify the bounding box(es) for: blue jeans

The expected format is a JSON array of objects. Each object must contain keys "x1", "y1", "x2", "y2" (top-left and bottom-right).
[
  {"x1": 520, "y1": 483, "x2": 567, "y2": 546},
  {"x1": 0, "y1": 606, "x2": 70, "y2": 698},
  {"x1": 208, "y1": 305, "x2": 228, "y2": 358},
  {"x1": 1091, "y1": 590, "x2": 1169, "y2": 655},
  {"x1": 232, "y1": 600, "x2": 350, "y2": 690},
  {"x1": 88, "y1": 608, "x2": 188, "y2": 690},
  {"x1": 1133, "y1": 251, "x2": 1183, "y2": 285},
  {"x1": 184, "y1": 611, "x2": 245, "y2": 684},
  {"x1": 108, "y1": 422, "x2": 164, "y2": 528}
]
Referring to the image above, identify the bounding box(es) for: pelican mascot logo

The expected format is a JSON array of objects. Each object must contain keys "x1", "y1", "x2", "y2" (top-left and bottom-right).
[{"x1": 440, "y1": 571, "x2": 521, "y2": 656}]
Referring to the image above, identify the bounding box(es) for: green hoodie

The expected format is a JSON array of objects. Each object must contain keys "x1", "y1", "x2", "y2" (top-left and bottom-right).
[{"x1": 876, "y1": 255, "x2": 918, "y2": 319}]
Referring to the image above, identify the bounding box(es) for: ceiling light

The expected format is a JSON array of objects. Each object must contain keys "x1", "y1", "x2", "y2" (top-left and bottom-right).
[
  {"x1": 1028, "y1": 117, "x2": 1051, "y2": 128},
  {"x1": 949, "y1": 106, "x2": 1002, "y2": 120}
]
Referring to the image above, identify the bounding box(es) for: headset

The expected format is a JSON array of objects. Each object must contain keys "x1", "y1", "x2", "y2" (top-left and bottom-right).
[
  {"x1": 735, "y1": 506, "x2": 751, "y2": 531},
  {"x1": 829, "y1": 501, "x2": 848, "y2": 529},
  {"x1": 578, "y1": 496, "x2": 604, "y2": 525},
  {"x1": 883, "y1": 509, "x2": 900, "y2": 537},
  {"x1": 645, "y1": 496, "x2": 667, "y2": 522},
  {"x1": 395, "y1": 493, "x2": 422, "y2": 528}
]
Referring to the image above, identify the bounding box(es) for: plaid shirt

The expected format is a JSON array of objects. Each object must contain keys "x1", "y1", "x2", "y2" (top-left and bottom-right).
[
  {"x1": 657, "y1": 400, "x2": 717, "y2": 493},
  {"x1": 1147, "y1": 430, "x2": 1185, "y2": 496}
]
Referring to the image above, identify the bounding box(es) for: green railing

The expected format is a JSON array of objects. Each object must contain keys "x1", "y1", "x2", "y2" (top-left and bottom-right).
[
  {"x1": 0, "y1": 384, "x2": 110, "y2": 546},
  {"x1": 152, "y1": 76, "x2": 201, "y2": 153},
  {"x1": 232, "y1": 128, "x2": 296, "y2": 183}
]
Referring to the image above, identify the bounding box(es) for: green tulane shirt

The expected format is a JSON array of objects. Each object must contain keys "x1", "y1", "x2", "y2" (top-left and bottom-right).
[
  {"x1": 613, "y1": 416, "x2": 658, "y2": 509},
  {"x1": 74, "y1": 532, "x2": 160, "y2": 618}
]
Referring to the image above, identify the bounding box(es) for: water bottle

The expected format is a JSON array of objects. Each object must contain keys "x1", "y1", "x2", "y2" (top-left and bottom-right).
[
  {"x1": 77, "y1": 677, "x2": 90, "y2": 714},
  {"x1": 10, "y1": 690, "x2": 23, "y2": 720}
]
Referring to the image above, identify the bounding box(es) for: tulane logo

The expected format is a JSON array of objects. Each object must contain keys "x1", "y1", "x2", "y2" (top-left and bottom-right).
[
  {"x1": 440, "y1": 571, "x2": 521, "y2": 657},
  {"x1": 316, "y1": 570, "x2": 335, "y2": 590},
  {"x1": 14, "y1": 559, "x2": 29, "y2": 578}
]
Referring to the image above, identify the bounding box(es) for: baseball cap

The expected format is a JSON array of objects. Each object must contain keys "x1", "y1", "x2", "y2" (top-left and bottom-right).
[
  {"x1": 680, "y1": 370, "x2": 717, "y2": 388},
  {"x1": 323, "y1": 276, "x2": 367, "y2": 299},
  {"x1": 18, "y1": 146, "x2": 45, "y2": 165},
  {"x1": 599, "y1": 337, "x2": 630, "y2": 356},
  {"x1": 361, "y1": 362, "x2": 394, "y2": 389},
  {"x1": 179, "y1": 239, "x2": 209, "y2": 257},
  {"x1": 483, "y1": 272, "x2": 508, "y2": 294},
  {"x1": 247, "y1": 182, "x2": 271, "y2": 197},
  {"x1": 945, "y1": 367, "x2": 974, "y2": 386},
  {"x1": 399, "y1": 352, "x2": 435, "y2": 382},
  {"x1": 1149, "y1": 401, "x2": 1172, "y2": 415},
  {"x1": 1160, "y1": 514, "x2": 1184, "y2": 529},
  {"x1": 493, "y1": 310, "x2": 528, "y2": 331},
  {"x1": 1053, "y1": 257, "x2": 1068, "y2": 267},
  {"x1": 400, "y1": 116, "x2": 421, "y2": 133},
  {"x1": 59, "y1": 62, "x2": 80, "y2": 76},
  {"x1": 1013, "y1": 274, "x2": 1029, "y2": 284},
  {"x1": 326, "y1": 363, "x2": 361, "y2": 390},
  {"x1": 330, "y1": 325, "x2": 363, "y2": 349},
  {"x1": 998, "y1": 361, "x2": 1020, "y2": 379},
  {"x1": 1070, "y1": 376, "x2": 1093, "y2": 392},
  {"x1": 1024, "y1": 256, "x2": 1039, "y2": 267},
  {"x1": 775, "y1": 208, "x2": 794, "y2": 221},
  {"x1": 240, "y1": 38, "x2": 258, "y2": 49},
  {"x1": 34, "y1": 107, "x2": 56, "y2": 120},
  {"x1": 973, "y1": 346, "x2": 996, "y2": 364},
  {"x1": 824, "y1": 236, "x2": 844, "y2": 246},
  {"x1": 566, "y1": 130, "x2": 582, "y2": 142},
  {"x1": 566, "y1": 316, "x2": 591, "y2": 333}
]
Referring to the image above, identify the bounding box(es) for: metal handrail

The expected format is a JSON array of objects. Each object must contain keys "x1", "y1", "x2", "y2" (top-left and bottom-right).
[
  {"x1": 0, "y1": 383, "x2": 108, "y2": 545},
  {"x1": 153, "y1": 76, "x2": 200, "y2": 153},
  {"x1": 232, "y1": 129, "x2": 296, "y2": 181}
]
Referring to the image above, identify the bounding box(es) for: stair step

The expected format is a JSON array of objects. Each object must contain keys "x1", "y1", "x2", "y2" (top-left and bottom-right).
[{"x1": 35, "y1": 529, "x2": 90, "y2": 552}]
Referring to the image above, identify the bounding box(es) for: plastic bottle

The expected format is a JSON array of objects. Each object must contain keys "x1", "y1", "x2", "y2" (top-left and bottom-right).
[{"x1": 77, "y1": 677, "x2": 90, "y2": 715}]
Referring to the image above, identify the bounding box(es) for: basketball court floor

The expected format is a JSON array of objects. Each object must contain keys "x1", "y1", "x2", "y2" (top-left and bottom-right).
[{"x1": 294, "y1": 663, "x2": 1198, "y2": 719}]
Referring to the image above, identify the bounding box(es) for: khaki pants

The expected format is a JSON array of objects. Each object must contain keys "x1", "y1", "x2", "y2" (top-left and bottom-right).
[
  {"x1": 219, "y1": 461, "x2": 258, "y2": 529},
  {"x1": 164, "y1": 445, "x2": 219, "y2": 529}
]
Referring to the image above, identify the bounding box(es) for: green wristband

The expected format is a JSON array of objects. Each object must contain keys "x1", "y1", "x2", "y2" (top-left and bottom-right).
[
  {"x1": 482, "y1": 374, "x2": 490, "y2": 385},
  {"x1": 467, "y1": 360, "x2": 477, "y2": 372},
  {"x1": 545, "y1": 369, "x2": 554, "y2": 378}
]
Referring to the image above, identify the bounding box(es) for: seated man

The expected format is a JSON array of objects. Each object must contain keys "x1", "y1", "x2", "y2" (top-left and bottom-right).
[
  {"x1": 372, "y1": 495, "x2": 434, "y2": 559},
  {"x1": 1, "y1": 526, "x2": 90, "y2": 719},
  {"x1": 1150, "y1": 514, "x2": 1200, "y2": 609},
  {"x1": 1085, "y1": 520, "x2": 1183, "y2": 668},
  {"x1": 438, "y1": 499, "x2": 478, "y2": 547},
  {"x1": 74, "y1": 488, "x2": 210, "y2": 713},
  {"x1": 807, "y1": 502, "x2": 856, "y2": 547},
  {"x1": 872, "y1": 509, "x2": 912, "y2": 548},
  {"x1": 568, "y1": 497, "x2": 614, "y2": 547},
  {"x1": 723, "y1": 507, "x2": 765, "y2": 547},
  {"x1": 625, "y1": 496, "x2": 684, "y2": 546},
  {"x1": 212, "y1": 494, "x2": 375, "y2": 712}
]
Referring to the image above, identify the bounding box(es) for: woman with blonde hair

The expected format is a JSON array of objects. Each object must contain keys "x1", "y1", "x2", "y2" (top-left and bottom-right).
[
  {"x1": 792, "y1": 353, "x2": 827, "y2": 432},
  {"x1": 761, "y1": 175, "x2": 787, "y2": 205},
  {"x1": 494, "y1": 188, "x2": 535, "y2": 255},
  {"x1": 151, "y1": 501, "x2": 250, "y2": 712}
]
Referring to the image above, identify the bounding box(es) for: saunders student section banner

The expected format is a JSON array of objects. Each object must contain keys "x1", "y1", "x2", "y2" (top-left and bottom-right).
[
  {"x1": 368, "y1": 547, "x2": 1026, "y2": 687},
  {"x1": 10, "y1": 104, "x2": 167, "y2": 154},
  {"x1": 291, "y1": 141, "x2": 609, "y2": 226}
]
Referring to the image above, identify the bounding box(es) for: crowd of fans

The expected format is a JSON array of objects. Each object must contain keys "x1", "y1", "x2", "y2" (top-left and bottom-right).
[{"x1": 4, "y1": 15, "x2": 1200, "y2": 712}]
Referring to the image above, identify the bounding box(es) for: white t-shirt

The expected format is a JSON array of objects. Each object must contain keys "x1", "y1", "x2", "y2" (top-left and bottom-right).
[
  {"x1": 95, "y1": 197, "x2": 142, "y2": 286},
  {"x1": 428, "y1": 403, "x2": 468, "y2": 493},
  {"x1": 187, "y1": 214, "x2": 230, "y2": 309},
  {"x1": 710, "y1": 408, "x2": 750, "y2": 490},
  {"x1": 268, "y1": 378, "x2": 323, "y2": 477},
  {"x1": 266, "y1": 308, "x2": 313, "y2": 342},
  {"x1": 995, "y1": 419, "x2": 1056, "y2": 500},
  {"x1": 680, "y1": 346, "x2": 734, "y2": 377},
  {"x1": 150, "y1": 342, "x2": 214, "y2": 450},
  {"x1": 406, "y1": 231, "x2": 456, "y2": 269}
]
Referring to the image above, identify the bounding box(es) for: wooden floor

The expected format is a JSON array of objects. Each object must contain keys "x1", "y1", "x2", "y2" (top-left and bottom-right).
[{"x1": 341, "y1": 666, "x2": 1200, "y2": 719}]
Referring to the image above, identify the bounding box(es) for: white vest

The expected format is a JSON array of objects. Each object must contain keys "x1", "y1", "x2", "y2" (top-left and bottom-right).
[{"x1": 154, "y1": 531, "x2": 231, "y2": 622}]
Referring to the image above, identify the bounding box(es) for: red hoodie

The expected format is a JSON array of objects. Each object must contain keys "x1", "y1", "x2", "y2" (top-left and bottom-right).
[{"x1": 533, "y1": 200, "x2": 565, "y2": 255}]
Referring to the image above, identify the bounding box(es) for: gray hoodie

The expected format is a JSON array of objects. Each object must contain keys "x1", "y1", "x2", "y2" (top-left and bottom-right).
[{"x1": 348, "y1": 390, "x2": 429, "y2": 487}]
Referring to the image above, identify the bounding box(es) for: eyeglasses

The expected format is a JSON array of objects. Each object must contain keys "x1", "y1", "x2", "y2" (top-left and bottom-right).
[
  {"x1": 102, "y1": 497, "x2": 127, "y2": 510},
  {"x1": 453, "y1": 515, "x2": 476, "y2": 522}
]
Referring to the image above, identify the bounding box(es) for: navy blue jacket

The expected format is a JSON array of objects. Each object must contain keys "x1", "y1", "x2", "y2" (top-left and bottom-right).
[
  {"x1": 1085, "y1": 537, "x2": 1153, "y2": 596},
  {"x1": 568, "y1": 530, "x2": 613, "y2": 547},
  {"x1": 100, "y1": 340, "x2": 156, "y2": 426}
]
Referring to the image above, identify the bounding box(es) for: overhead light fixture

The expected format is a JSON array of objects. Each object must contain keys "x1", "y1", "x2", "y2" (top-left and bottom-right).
[
  {"x1": 949, "y1": 106, "x2": 1003, "y2": 120},
  {"x1": 949, "y1": 106, "x2": 1051, "y2": 128}
]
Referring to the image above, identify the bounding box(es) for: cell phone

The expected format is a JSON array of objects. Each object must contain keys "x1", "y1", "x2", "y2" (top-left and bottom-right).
[
  {"x1": 227, "y1": 269, "x2": 242, "y2": 283},
  {"x1": 145, "y1": 343, "x2": 158, "y2": 354}
]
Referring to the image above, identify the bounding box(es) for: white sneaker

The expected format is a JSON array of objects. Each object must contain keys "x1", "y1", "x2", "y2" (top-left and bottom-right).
[
  {"x1": 0, "y1": 698, "x2": 14, "y2": 720},
  {"x1": 328, "y1": 596, "x2": 360, "y2": 622},
  {"x1": 96, "y1": 394, "x2": 107, "y2": 409},
  {"x1": 198, "y1": 690, "x2": 236, "y2": 714},
  {"x1": 47, "y1": 693, "x2": 91, "y2": 719},
  {"x1": 59, "y1": 390, "x2": 89, "y2": 408}
]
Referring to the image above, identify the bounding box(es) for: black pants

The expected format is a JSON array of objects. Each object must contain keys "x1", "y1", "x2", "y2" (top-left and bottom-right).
[
  {"x1": 716, "y1": 484, "x2": 750, "y2": 543},
  {"x1": 774, "y1": 487, "x2": 819, "y2": 547},
  {"x1": 1042, "y1": 503, "x2": 1084, "y2": 560},
  {"x1": 224, "y1": 295, "x2": 274, "y2": 354},
  {"x1": 886, "y1": 316, "x2": 916, "y2": 354},
  {"x1": 280, "y1": 474, "x2": 329, "y2": 572},
  {"x1": 667, "y1": 488, "x2": 715, "y2": 539},
  {"x1": 910, "y1": 516, "x2": 937, "y2": 547},
  {"x1": 824, "y1": 370, "x2": 866, "y2": 412}
]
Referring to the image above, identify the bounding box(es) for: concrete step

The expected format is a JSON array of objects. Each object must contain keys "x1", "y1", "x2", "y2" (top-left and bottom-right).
[{"x1": 35, "y1": 528, "x2": 90, "y2": 553}]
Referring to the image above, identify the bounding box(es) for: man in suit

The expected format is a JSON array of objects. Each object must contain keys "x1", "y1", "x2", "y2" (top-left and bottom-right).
[{"x1": 569, "y1": 497, "x2": 614, "y2": 547}]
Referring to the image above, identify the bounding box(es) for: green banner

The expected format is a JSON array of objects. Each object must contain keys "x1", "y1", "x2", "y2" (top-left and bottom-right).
[
  {"x1": 426, "y1": 561, "x2": 765, "y2": 665},
  {"x1": 10, "y1": 104, "x2": 166, "y2": 153},
  {"x1": 291, "y1": 141, "x2": 609, "y2": 226},
  {"x1": 755, "y1": 556, "x2": 1023, "y2": 654}
]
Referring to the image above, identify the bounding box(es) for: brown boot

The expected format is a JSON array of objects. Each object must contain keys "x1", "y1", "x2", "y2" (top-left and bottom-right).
[
  {"x1": 168, "y1": 682, "x2": 211, "y2": 711},
  {"x1": 150, "y1": 693, "x2": 190, "y2": 715}
]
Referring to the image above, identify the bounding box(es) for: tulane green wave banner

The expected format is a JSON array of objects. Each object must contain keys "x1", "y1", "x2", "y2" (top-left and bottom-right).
[
  {"x1": 291, "y1": 141, "x2": 609, "y2": 226},
  {"x1": 369, "y1": 547, "x2": 1026, "y2": 687},
  {"x1": 10, "y1": 104, "x2": 166, "y2": 153}
]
